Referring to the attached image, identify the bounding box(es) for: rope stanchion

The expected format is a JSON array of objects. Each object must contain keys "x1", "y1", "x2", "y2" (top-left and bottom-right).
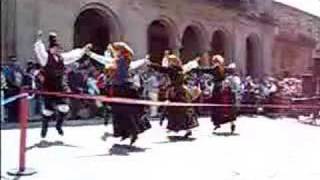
[{"x1": 7, "y1": 89, "x2": 36, "y2": 177}]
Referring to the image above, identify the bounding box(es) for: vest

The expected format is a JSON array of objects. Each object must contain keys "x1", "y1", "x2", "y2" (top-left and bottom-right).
[{"x1": 42, "y1": 51, "x2": 65, "y2": 92}]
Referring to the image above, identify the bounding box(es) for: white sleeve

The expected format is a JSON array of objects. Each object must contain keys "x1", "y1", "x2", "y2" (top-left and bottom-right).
[
  {"x1": 61, "y1": 48, "x2": 86, "y2": 65},
  {"x1": 129, "y1": 58, "x2": 149, "y2": 71},
  {"x1": 34, "y1": 40, "x2": 48, "y2": 67},
  {"x1": 162, "y1": 57, "x2": 169, "y2": 67},
  {"x1": 183, "y1": 59, "x2": 199, "y2": 73},
  {"x1": 87, "y1": 51, "x2": 114, "y2": 66}
]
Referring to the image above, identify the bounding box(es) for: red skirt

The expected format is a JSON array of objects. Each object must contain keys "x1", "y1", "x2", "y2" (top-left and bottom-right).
[{"x1": 211, "y1": 88, "x2": 236, "y2": 126}]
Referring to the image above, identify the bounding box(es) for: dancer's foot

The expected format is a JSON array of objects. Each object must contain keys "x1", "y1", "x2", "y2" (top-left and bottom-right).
[
  {"x1": 56, "y1": 126, "x2": 64, "y2": 136},
  {"x1": 214, "y1": 125, "x2": 221, "y2": 131},
  {"x1": 183, "y1": 131, "x2": 192, "y2": 138},
  {"x1": 120, "y1": 135, "x2": 130, "y2": 142},
  {"x1": 130, "y1": 134, "x2": 138, "y2": 146},
  {"x1": 41, "y1": 128, "x2": 48, "y2": 138},
  {"x1": 231, "y1": 124, "x2": 236, "y2": 134}
]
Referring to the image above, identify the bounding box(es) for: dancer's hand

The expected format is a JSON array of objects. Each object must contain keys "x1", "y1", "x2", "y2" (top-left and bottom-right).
[
  {"x1": 37, "y1": 30, "x2": 43, "y2": 40},
  {"x1": 84, "y1": 43, "x2": 92, "y2": 51}
]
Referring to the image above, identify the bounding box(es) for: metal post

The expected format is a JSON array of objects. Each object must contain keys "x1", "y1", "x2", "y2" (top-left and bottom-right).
[{"x1": 7, "y1": 89, "x2": 36, "y2": 176}]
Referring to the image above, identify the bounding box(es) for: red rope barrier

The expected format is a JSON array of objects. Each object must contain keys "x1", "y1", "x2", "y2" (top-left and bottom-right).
[{"x1": 29, "y1": 90, "x2": 320, "y2": 110}]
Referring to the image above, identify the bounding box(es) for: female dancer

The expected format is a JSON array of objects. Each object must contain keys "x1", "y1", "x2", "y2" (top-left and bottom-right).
[
  {"x1": 87, "y1": 42, "x2": 151, "y2": 145},
  {"x1": 150, "y1": 54, "x2": 201, "y2": 138}
]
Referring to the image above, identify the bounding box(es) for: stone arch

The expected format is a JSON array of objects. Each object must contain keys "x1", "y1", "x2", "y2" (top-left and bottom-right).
[
  {"x1": 211, "y1": 28, "x2": 232, "y2": 64},
  {"x1": 147, "y1": 17, "x2": 178, "y2": 63},
  {"x1": 74, "y1": 3, "x2": 123, "y2": 54},
  {"x1": 180, "y1": 24, "x2": 207, "y2": 63},
  {"x1": 246, "y1": 33, "x2": 262, "y2": 77}
]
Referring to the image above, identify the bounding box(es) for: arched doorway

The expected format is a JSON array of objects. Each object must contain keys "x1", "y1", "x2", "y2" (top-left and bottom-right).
[
  {"x1": 147, "y1": 20, "x2": 175, "y2": 63},
  {"x1": 180, "y1": 26, "x2": 203, "y2": 63},
  {"x1": 211, "y1": 30, "x2": 227, "y2": 57},
  {"x1": 246, "y1": 34, "x2": 261, "y2": 77},
  {"x1": 74, "y1": 5, "x2": 121, "y2": 55}
]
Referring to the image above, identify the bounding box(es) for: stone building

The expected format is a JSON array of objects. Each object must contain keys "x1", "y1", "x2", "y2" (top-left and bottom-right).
[
  {"x1": 1, "y1": 0, "x2": 319, "y2": 77},
  {"x1": 272, "y1": 1, "x2": 320, "y2": 77}
]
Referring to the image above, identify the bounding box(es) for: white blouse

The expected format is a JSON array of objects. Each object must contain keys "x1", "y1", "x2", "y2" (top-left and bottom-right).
[{"x1": 34, "y1": 39, "x2": 86, "y2": 66}]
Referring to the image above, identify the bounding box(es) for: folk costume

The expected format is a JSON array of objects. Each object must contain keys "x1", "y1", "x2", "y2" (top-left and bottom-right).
[
  {"x1": 209, "y1": 55, "x2": 237, "y2": 133},
  {"x1": 150, "y1": 55, "x2": 200, "y2": 138},
  {"x1": 34, "y1": 32, "x2": 90, "y2": 138},
  {"x1": 87, "y1": 42, "x2": 151, "y2": 145}
]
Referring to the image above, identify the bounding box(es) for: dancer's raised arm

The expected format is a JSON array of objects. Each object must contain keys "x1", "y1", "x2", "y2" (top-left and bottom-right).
[
  {"x1": 129, "y1": 55, "x2": 150, "y2": 71},
  {"x1": 87, "y1": 50, "x2": 115, "y2": 66},
  {"x1": 182, "y1": 57, "x2": 200, "y2": 74},
  {"x1": 34, "y1": 31, "x2": 48, "y2": 67},
  {"x1": 61, "y1": 44, "x2": 91, "y2": 65}
]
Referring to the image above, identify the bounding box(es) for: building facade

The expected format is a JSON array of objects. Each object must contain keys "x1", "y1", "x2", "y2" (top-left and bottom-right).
[{"x1": 1, "y1": 0, "x2": 319, "y2": 77}]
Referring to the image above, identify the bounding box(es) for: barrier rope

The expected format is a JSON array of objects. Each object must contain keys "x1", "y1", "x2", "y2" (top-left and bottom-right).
[
  {"x1": 1, "y1": 93, "x2": 29, "y2": 106},
  {"x1": 29, "y1": 90, "x2": 320, "y2": 110}
]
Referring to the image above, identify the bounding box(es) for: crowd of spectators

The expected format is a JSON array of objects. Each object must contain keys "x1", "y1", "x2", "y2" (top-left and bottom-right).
[{"x1": 0, "y1": 55, "x2": 313, "y2": 123}]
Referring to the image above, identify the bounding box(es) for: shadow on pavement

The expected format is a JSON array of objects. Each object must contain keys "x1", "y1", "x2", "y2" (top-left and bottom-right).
[
  {"x1": 26, "y1": 140, "x2": 79, "y2": 151},
  {"x1": 76, "y1": 144, "x2": 149, "y2": 158},
  {"x1": 154, "y1": 136, "x2": 196, "y2": 144},
  {"x1": 212, "y1": 132, "x2": 240, "y2": 137}
]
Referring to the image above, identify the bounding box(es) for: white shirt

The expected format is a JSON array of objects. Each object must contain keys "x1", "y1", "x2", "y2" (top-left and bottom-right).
[{"x1": 34, "y1": 39, "x2": 86, "y2": 67}]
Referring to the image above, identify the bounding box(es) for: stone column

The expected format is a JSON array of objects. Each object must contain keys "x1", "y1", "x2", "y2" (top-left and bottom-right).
[{"x1": 1, "y1": 0, "x2": 17, "y2": 62}]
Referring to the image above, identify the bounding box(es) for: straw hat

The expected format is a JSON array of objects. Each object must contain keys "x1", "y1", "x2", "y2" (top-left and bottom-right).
[
  {"x1": 212, "y1": 55, "x2": 224, "y2": 65},
  {"x1": 167, "y1": 54, "x2": 182, "y2": 67},
  {"x1": 112, "y1": 42, "x2": 134, "y2": 57}
]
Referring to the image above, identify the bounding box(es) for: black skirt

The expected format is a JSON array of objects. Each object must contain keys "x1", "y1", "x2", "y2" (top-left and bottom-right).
[
  {"x1": 166, "y1": 86, "x2": 199, "y2": 132},
  {"x1": 111, "y1": 84, "x2": 151, "y2": 138}
]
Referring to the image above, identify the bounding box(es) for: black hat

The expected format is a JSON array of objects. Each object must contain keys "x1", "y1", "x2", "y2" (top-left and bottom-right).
[
  {"x1": 8, "y1": 55, "x2": 17, "y2": 61},
  {"x1": 48, "y1": 32, "x2": 59, "y2": 48}
]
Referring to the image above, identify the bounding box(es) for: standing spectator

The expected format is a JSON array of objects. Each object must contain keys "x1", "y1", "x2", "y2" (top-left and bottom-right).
[
  {"x1": 142, "y1": 68, "x2": 160, "y2": 118},
  {"x1": 3, "y1": 56, "x2": 24, "y2": 123},
  {"x1": 67, "y1": 63, "x2": 86, "y2": 119},
  {"x1": 1, "y1": 69, "x2": 8, "y2": 122}
]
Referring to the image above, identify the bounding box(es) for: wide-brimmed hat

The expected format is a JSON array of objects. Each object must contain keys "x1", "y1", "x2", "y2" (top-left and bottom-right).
[
  {"x1": 112, "y1": 42, "x2": 134, "y2": 57},
  {"x1": 212, "y1": 55, "x2": 224, "y2": 64},
  {"x1": 167, "y1": 54, "x2": 182, "y2": 66}
]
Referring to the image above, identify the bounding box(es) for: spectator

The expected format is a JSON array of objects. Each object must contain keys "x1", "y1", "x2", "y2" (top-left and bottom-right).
[
  {"x1": 3, "y1": 56, "x2": 24, "y2": 123},
  {"x1": 1, "y1": 69, "x2": 8, "y2": 122},
  {"x1": 67, "y1": 63, "x2": 86, "y2": 119},
  {"x1": 142, "y1": 68, "x2": 160, "y2": 118}
]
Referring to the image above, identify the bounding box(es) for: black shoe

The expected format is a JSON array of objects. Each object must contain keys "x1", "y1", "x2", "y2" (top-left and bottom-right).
[
  {"x1": 41, "y1": 120, "x2": 49, "y2": 138},
  {"x1": 130, "y1": 134, "x2": 138, "y2": 146},
  {"x1": 214, "y1": 125, "x2": 221, "y2": 131},
  {"x1": 56, "y1": 126, "x2": 64, "y2": 136},
  {"x1": 183, "y1": 131, "x2": 192, "y2": 138},
  {"x1": 41, "y1": 128, "x2": 48, "y2": 138},
  {"x1": 231, "y1": 124, "x2": 236, "y2": 134},
  {"x1": 120, "y1": 134, "x2": 130, "y2": 141}
]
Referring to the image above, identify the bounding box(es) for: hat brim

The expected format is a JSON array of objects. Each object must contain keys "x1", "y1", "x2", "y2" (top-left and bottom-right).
[{"x1": 113, "y1": 42, "x2": 134, "y2": 56}]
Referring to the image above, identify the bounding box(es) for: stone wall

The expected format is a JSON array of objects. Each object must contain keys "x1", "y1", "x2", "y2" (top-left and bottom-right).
[
  {"x1": 272, "y1": 2, "x2": 320, "y2": 76},
  {"x1": 2, "y1": 0, "x2": 275, "y2": 76}
]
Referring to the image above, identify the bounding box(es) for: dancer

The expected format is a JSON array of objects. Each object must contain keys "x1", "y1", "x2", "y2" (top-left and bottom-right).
[
  {"x1": 86, "y1": 42, "x2": 151, "y2": 145},
  {"x1": 34, "y1": 31, "x2": 91, "y2": 138},
  {"x1": 150, "y1": 54, "x2": 201, "y2": 138},
  {"x1": 210, "y1": 55, "x2": 237, "y2": 133}
]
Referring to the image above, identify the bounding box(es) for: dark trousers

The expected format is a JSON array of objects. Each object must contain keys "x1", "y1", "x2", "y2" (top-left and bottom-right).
[{"x1": 4, "y1": 89, "x2": 20, "y2": 123}]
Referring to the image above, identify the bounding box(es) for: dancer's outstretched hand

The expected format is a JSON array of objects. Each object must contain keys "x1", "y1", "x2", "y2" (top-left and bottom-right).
[
  {"x1": 37, "y1": 30, "x2": 43, "y2": 40},
  {"x1": 84, "y1": 43, "x2": 93, "y2": 52}
]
